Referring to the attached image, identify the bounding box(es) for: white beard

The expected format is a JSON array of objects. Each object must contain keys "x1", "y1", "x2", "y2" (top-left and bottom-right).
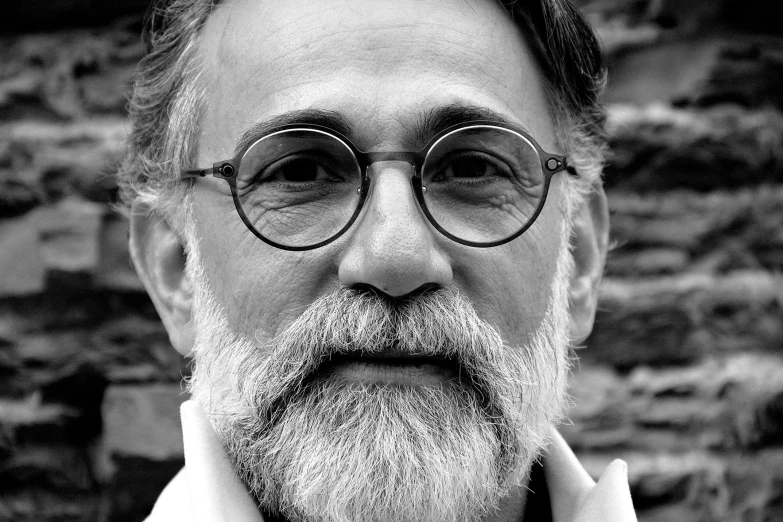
[{"x1": 185, "y1": 222, "x2": 573, "y2": 522}]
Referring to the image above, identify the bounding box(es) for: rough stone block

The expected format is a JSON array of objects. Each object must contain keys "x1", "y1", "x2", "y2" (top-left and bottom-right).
[
  {"x1": 631, "y1": 398, "x2": 724, "y2": 431},
  {"x1": 102, "y1": 384, "x2": 188, "y2": 462},
  {"x1": 587, "y1": 272, "x2": 783, "y2": 369},
  {"x1": 90, "y1": 316, "x2": 187, "y2": 384},
  {"x1": 0, "y1": 363, "x2": 108, "y2": 448},
  {"x1": 587, "y1": 280, "x2": 698, "y2": 369},
  {"x1": 1, "y1": 118, "x2": 127, "y2": 205},
  {"x1": 576, "y1": 0, "x2": 783, "y2": 38},
  {"x1": 606, "y1": 248, "x2": 689, "y2": 276},
  {"x1": 0, "y1": 24, "x2": 143, "y2": 122},
  {"x1": 16, "y1": 332, "x2": 84, "y2": 366},
  {"x1": 0, "y1": 70, "x2": 44, "y2": 109},
  {"x1": 606, "y1": 186, "x2": 783, "y2": 276},
  {"x1": 80, "y1": 63, "x2": 136, "y2": 114},
  {"x1": 0, "y1": 489, "x2": 100, "y2": 522},
  {"x1": 30, "y1": 198, "x2": 104, "y2": 274},
  {"x1": 0, "y1": 215, "x2": 45, "y2": 297},
  {"x1": 0, "y1": 444, "x2": 94, "y2": 492},
  {"x1": 0, "y1": 394, "x2": 78, "y2": 446},
  {"x1": 696, "y1": 272, "x2": 783, "y2": 355},
  {"x1": 604, "y1": 104, "x2": 783, "y2": 191},
  {"x1": 0, "y1": 179, "x2": 40, "y2": 219},
  {"x1": 604, "y1": 39, "x2": 724, "y2": 106},
  {"x1": 604, "y1": 37, "x2": 783, "y2": 108},
  {"x1": 568, "y1": 355, "x2": 783, "y2": 452}
]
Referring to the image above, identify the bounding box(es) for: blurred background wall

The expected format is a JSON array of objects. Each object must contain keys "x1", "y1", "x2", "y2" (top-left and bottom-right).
[{"x1": 0, "y1": 0, "x2": 781, "y2": 520}]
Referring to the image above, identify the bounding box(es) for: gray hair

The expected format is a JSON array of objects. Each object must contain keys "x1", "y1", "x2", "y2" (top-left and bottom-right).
[{"x1": 117, "y1": 0, "x2": 606, "y2": 227}]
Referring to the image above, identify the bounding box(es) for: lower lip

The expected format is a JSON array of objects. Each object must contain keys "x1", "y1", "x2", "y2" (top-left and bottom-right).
[{"x1": 328, "y1": 359, "x2": 459, "y2": 386}]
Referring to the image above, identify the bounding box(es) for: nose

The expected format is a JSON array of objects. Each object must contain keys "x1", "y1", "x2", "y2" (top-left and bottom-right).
[{"x1": 338, "y1": 161, "x2": 452, "y2": 297}]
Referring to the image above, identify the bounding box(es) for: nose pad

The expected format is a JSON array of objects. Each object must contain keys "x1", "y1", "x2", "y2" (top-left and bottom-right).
[{"x1": 338, "y1": 161, "x2": 452, "y2": 297}]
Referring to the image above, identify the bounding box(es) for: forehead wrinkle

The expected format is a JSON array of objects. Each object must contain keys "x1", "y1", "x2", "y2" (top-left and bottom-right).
[
  {"x1": 208, "y1": 0, "x2": 516, "y2": 77},
  {"x1": 237, "y1": 27, "x2": 474, "y2": 75},
  {"x1": 243, "y1": 37, "x2": 515, "y2": 109},
  {"x1": 202, "y1": 0, "x2": 529, "y2": 97}
]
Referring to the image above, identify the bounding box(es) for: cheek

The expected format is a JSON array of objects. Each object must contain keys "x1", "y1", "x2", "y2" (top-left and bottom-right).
[
  {"x1": 193, "y1": 187, "x2": 339, "y2": 342},
  {"x1": 453, "y1": 200, "x2": 563, "y2": 345}
]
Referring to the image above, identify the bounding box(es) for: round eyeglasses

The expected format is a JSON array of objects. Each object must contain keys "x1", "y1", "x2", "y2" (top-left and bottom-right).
[{"x1": 182, "y1": 121, "x2": 576, "y2": 251}]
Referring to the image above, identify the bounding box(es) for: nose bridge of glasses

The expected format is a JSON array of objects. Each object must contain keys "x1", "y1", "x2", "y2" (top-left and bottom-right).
[
  {"x1": 363, "y1": 159, "x2": 424, "y2": 217},
  {"x1": 359, "y1": 159, "x2": 432, "y2": 245},
  {"x1": 360, "y1": 151, "x2": 422, "y2": 172}
]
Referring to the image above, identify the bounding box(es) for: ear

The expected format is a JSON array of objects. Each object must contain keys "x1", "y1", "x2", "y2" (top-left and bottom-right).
[
  {"x1": 568, "y1": 183, "x2": 609, "y2": 344},
  {"x1": 129, "y1": 201, "x2": 194, "y2": 357}
]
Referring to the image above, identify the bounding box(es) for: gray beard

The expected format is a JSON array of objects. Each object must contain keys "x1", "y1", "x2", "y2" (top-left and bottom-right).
[{"x1": 185, "y1": 233, "x2": 572, "y2": 522}]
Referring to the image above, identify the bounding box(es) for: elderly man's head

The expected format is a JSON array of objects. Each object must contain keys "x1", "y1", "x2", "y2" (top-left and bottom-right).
[{"x1": 123, "y1": 0, "x2": 608, "y2": 521}]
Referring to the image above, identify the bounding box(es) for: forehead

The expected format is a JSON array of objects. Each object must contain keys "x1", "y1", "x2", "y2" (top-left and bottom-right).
[{"x1": 196, "y1": 0, "x2": 554, "y2": 153}]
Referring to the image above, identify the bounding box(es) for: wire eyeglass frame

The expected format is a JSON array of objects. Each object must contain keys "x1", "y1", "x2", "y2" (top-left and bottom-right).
[{"x1": 181, "y1": 120, "x2": 577, "y2": 251}]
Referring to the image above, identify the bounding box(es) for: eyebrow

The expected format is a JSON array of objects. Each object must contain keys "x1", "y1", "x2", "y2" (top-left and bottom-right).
[
  {"x1": 233, "y1": 109, "x2": 352, "y2": 156},
  {"x1": 232, "y1": 104, "x2": 533, "y2": 156},
  {"x1": 414, "y1": 104, "x2": 534, "y2": 145}
]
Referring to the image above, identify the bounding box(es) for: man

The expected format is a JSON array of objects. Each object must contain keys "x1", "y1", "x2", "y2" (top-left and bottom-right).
[{"x1": 120, "y1": 0, "x2": 636, "y2": 520}]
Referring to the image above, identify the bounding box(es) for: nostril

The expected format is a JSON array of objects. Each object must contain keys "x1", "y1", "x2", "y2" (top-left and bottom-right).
[
  {"x1": 350, "y1": 282, "x2": 384, "y2": 298},
  {"x1": 348, "y1": 282, "x2": 443, "y2": 305},
  {"x1": 406, "y1": 283, "x2": 441, "y2": 298}
]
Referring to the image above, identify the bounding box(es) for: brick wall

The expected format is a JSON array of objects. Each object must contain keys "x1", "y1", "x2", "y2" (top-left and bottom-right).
[{"x1": 0, "y1": 1, "x2": 781, "y2": 521}]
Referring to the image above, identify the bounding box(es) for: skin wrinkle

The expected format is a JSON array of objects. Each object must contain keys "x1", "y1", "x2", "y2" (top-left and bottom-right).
[{"x1": 242, "y1": 60, "x2": 510, "y2": 116}]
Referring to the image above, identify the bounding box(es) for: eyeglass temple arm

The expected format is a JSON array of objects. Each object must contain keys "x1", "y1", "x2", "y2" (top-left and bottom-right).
[
  {"x1": 182, "y1": 162, "x2": 236, "y2": 179},
  {"x1": 182, "y1": 168, "x2": 211, "y2": 178}
]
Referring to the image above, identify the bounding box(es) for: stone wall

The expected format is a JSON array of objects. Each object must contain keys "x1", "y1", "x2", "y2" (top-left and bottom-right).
[{"x1": 0, "y1": 1, "x2": 781, "y2": 521}]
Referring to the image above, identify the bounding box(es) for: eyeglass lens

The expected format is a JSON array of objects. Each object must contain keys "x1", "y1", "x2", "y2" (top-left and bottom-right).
[
  {"x1": 235, "y1": 129, "x2": 363, "y2": 247},
  {"x1": 234, "y1": 126, "x2": 545, "y2": 248},
  {"x1": 421, "y1": 126, "x2": 545, "y2": 244}
]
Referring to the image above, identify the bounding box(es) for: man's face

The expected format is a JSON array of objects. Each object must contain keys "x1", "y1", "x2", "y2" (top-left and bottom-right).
[
  {"x1": 182, "y1": 0, "x2": 576, "y2": 520},
  {"x1": 193, "y1": 0, "x2": 565, "y2": 343}
]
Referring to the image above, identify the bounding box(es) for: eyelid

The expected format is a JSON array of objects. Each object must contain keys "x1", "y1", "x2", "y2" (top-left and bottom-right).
[
  {"x1": 257, "y1": 155, "x2": 359, "y2": 188},
  {"x1": 430, "y1": 149, "x2": 511, "y2": 171}
]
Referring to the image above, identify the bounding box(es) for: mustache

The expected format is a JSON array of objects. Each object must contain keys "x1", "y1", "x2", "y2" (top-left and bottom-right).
[
  {"x1": 260, "y1": 287, "x2": 487, "y2": 418},
  {"x1": 217, "y1": 286, "x2": 536, "y2": 454}
]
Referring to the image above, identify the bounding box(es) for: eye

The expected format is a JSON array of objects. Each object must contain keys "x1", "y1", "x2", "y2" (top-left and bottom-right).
[
  {"x1": 448, "y1": 156, "x2": 494, "y2": 179},
  {"x1": 431, "y1": 152, "x2": 510, "y2": 183},
  {"x1": 260, "y1": 156, "x2": 334, "y2": 183}
]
